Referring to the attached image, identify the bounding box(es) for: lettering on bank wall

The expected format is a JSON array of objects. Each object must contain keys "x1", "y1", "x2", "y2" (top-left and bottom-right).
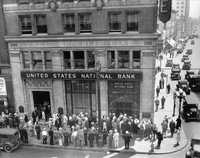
[{"x1": 21, "y1": 72, "x2": 141, "y2": 80}]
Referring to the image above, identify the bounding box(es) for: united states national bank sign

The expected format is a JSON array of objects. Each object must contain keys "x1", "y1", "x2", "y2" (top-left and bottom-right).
[{"x1": 21, "y1": 71, "x2": 142, "y2": 80}]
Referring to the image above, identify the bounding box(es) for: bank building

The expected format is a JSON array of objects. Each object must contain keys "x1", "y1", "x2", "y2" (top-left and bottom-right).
[{"x1": 3, "y1": 0, "x2": 160, "y2": 119}]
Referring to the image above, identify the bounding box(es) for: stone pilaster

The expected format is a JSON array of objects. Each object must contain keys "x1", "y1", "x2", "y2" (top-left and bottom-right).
[
  {"x1": 52, "y1": 50, "x2": 66, "y2": 114},
  {"x1": 140, "y1": 50, "x2": 155, "y2": 120},
  {"x1": 95, "y1": 49, "x2": 108, "y2": 117},
  {"x1": 10, "y1": 49, "x2": 26, "y2": 112}
]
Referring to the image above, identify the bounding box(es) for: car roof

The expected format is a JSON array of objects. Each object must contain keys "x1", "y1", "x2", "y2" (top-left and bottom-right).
[
  {"x1": 0, "y1": 128, "x2": 18, "y2": 135},
  {"x1": 184, "y1": 60, "x2": 191, "y2": 63},
  {"x1": 179, "y1": 80, "x2": 188, "y2": 83}
]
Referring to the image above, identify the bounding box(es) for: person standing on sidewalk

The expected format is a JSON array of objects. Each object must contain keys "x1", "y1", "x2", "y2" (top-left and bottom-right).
[
  {"x1": 161, "y1": 96, "x2": 166, "y2": 109},
  {"x1": 167, "y1": 83, "x2": 171, "y2": 94},
  {"x1": 35, "y1": 121, "x2": 41, "y2": 140},
  {"x1": 155, "y1": 131, "x2": 163, "y2": 149},
  {"x1": 174, "y1": 128, "x2": 181, "y2": 147},
  {"x1": 161, "y1": 119, "x2": 168, "y2": 138},
  {"x1": 48, "y1": 127, "x2": 54, "y2": 145},
  {"x1": 169, "y1": 118, "x2": 176, "y2": 137},
  {"x1": 156, "y1": 86, "x2": 160, "y2": 97},
  {"x1": 155, "y1": 98, "x2": 160, "y2": 112},
  {"x1": 113, "y1": 129, "x2": 119, "y2": 148},
  {"x1": 124, "y1": 131, "x2": 132, "y2": 150},
  {"x1": 176, "y1": 115, "x2": 182, "y2": 130}
]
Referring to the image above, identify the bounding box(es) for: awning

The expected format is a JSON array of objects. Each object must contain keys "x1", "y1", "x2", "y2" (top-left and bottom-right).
[{"x1": 167, "y1": 39, "x2": 177, "y2": 48}]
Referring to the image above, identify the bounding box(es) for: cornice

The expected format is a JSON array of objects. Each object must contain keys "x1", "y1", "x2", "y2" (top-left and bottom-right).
[{"x1": 5, "y1": 33, "x2": 161, "y2": 42}]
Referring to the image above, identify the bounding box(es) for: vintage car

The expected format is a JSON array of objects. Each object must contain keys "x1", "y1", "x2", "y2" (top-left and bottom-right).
[
  {"x1": 186, "y1": 49, "x2": 193, "y2": 55},
  {"x1": 171, "y1": 70, "x2": 181, "y2": 80},
  {"x1": 171, "y1": 64, "x2": 181, "y2": 80},
  {"x1": 165, "y1": 59, "x2": 173, "y2": 67},
  {"x1": 181, "y1": 55, "x2": 189, "y2": 62},
  {"x1": 182, "y1": 94, "x2": 200, "y2": 122},
  {"x1": 185, "y1": 70, "x2": 195, "y2": 81},
  {"x1": 0, "y1": 128, "x2": 20, "y2": 152},
  {"x1": 185, "y1": 137, "x2": 200, "y2": 158},
  {"x1": 177, "y1": 80, "x2": 191, "y2": 95},
  {"x1": 188, "y1": 75, "x2": 200, "y2": 92},
  {"x1": 182, "y1": 60, "x2": 191, "y2": 70}
]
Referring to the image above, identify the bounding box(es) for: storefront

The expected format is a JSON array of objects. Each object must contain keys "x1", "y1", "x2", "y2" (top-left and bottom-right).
[{"x1": 21, "y1": 71, "x2": 142, "y2": 117}]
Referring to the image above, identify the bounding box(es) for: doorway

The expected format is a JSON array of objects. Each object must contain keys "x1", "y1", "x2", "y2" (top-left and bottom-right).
[{"x1": 32, "y1": 91, "x2": 51, "y2": 120}]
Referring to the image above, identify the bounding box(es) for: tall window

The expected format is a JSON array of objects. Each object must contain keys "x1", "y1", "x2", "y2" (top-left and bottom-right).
[
  {"x1": 44, "y1": 51, "x2": 52, "y2": 69},
  {"x1": 132, "y1": 51, "x2": 141, "y2": 68},
  {"x1": 118, "y1": 51, "x2": 129, "y2": 68},
  {"x1": 22, "y1": 51, "x2": 31, "y2": 69},
  {"x1": 107, "y1": 50, "x2": 115, "y2": 69},
  {"x1": 87, "y1": 51, "x2": 95, "y2": 68},
  {"x1": 109, "y1": 12, "x2": 121, "y2": 32},
  {"x1": 19, "y1": 15, "x2": 32, "y2": 34},
  {"x1": 35, "y1": 15, "x2": 47, "y2": 34},
  {"x1": 126, "y1": 12, "x2": 139, "y2": 32},
  {"x1": 32, "y1": 51, "x2": 43, "y2": 70},
  {"x1": 63, "y1": 14, "x2": 75, "y2": 33},
  {"x1": 64, "y1": 51, "x2": 71, "y2": 69},
  {"x1": 74, "y1": 51, "x2": 85, "y2": 69},
  {"x1": 79, "y1": 13, "x2": 92, "y2": 33}
]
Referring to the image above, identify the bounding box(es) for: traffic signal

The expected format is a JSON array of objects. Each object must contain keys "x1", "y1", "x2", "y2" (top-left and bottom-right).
[{"x1": 159, "y1": 0, "x2": 172, "y2": 23}]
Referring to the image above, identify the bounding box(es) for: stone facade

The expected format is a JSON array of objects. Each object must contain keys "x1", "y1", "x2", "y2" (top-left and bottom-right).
[{"x1": 3, "y1": 0, "x2": 159, "y2": 119}]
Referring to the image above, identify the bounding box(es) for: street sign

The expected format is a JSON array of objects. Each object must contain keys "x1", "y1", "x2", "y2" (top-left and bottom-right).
[{"x1": 159, "y1": 0, "x2": 172, "y2": 23}]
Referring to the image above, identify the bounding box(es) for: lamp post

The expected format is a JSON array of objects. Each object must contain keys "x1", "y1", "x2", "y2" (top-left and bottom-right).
[
  {"x1": 172, "y1": 91, "x2": 176, "y2": 116},
  {"x1": 178, "y1": 92, "x2": 184, "y2": 115}
]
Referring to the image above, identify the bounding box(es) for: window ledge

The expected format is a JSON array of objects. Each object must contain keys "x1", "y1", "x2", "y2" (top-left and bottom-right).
[
  {"x1": 64, "y1": 32, "x2": 76, "y2": 35},
  {"x1": 21, "y1": 34, "x2": 33, "y2": 36},
  {"x1": 126, "y1": 31, "x2": 139, "y2": 34},
  {"x1": 108, "y1": 32, "x2": 122, "y2": 34},
  {"x1": 35, "y1": 33, "x2": 48, "y2": 36}
]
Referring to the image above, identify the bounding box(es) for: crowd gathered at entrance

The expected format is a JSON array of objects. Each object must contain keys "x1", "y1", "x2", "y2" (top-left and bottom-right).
[{"x1": 0, "y1": 107, "x2": 182, "y2": 150}]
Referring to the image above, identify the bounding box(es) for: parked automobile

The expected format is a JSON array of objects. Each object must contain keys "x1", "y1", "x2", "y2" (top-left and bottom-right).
[
  {"x1": 172, "y1": 64, "x2": 181, "y2": 72},
  {"x1": 185, "y1": 137, "x2": 200, "y2": 158},
  {"x1": 185, "y1": 70, "x2": 195, "y2": 80},
  {"x1": 181, "y1": 54, "x2": 189, "y2": 62},
  {"x1": 182, "y1": 60, "x2": 191, "y2": 70},
  {"x1": 0, "y1": 128, "x2": 20, "y2": 152},
  {"x1": 171, "y1": 64, "x2": 181, "y2": 80},
  {"x1": 186, "y1": 49, "x2": 193, "y2": 55},
  {"x1": 165, "y1": 59, "x2": 173, "y2": 67},
  {"x1": 177, "y1": 80, "x2": 191, "y2": 95},
  {"x1": 182, "y1": 94, "x2": 200, "y2": 122},
  {"x1": 188, "y1": 75, "x2": 200, "y2": 92},
  {"x1": 171, "y1": 71, "x2": 181, "y2": 80}
]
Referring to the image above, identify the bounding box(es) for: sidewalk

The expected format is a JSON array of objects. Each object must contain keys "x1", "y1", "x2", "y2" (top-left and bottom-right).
[{"x1": 24, "y1": 51, "x2": 188, "y2": 154}]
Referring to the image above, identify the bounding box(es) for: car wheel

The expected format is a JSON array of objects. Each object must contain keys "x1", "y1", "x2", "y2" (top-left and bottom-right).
[{"x1": 4, "y1": 144, "x2": 12, "y2": 152}]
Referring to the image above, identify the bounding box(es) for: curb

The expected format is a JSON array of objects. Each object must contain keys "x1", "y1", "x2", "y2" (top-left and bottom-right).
[
  {"x1": 23, "y1": 139, "x2": 189, "y2": 155},
  {"x1": 23, "y1": 143, "x2": 108, "y2": 152},
  {"x1": 109, "y1": 139, "x2": 189, "y2": 155}
]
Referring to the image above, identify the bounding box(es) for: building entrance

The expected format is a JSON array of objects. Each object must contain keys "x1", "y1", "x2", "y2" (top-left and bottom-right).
[{"x1": 32, "y1": 91, "x2": 51, "y2": 120}]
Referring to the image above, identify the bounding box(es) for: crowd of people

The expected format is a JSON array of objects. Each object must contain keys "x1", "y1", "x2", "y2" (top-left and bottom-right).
[{"x1": 0, "y1": 108, "x2": 182, "y2": 150}]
